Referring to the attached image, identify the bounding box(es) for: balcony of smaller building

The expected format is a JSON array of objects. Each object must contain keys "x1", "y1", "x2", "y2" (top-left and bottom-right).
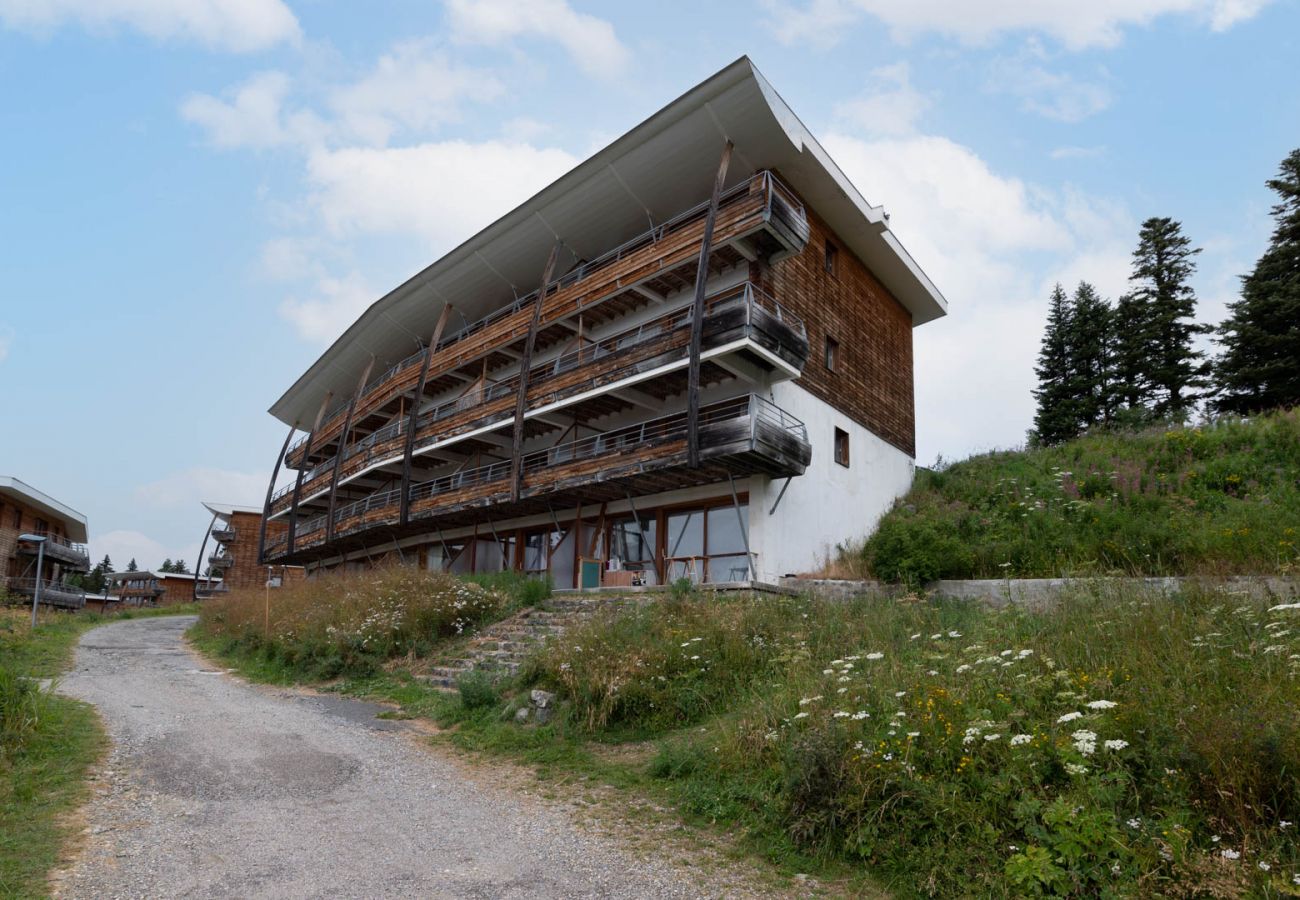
[
  {"x1": 6, "y1": 577, "x2": 87, "y2": 610},
  {"x1": 265, "y1": 394, "x2": 810, "y2": 564},
  {"x1": 207, "y1": 553, "x2": 234, "y2": 570},
  {"x1": 195, "y1": 581, "x2": 228, "y2": 598},
  {"x1": 16, "y1": 532, "x2": 91, "y2": 572},
  {"x1": 282, "y1": 170, "x2": 809, "y2": 473},
  {"x1": 211, "y1": 525, "x2": 237, "y2": 543},
  {"x1": 269, "y1": 281, "x2": 808, "y2": 520}
]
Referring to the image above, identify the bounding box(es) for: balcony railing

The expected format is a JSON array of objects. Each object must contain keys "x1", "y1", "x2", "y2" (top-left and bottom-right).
[
  {"x1": 195, "y1": 582, "x2": 228, "y2": 596},
  {"x1": 212, "y1": 526, "x2": 237, "y2": 543},
  {"x1": 267, "y1": 394, "x2": 809, "y2": 561},
  {"x1": 6, "y1": 577, "x2": 87, "y2": 609},
  {"x1": 269, "y1": 281, "x2": 808, "y2": 516},
  {"x1": 17, "y1": 532, "x2": 91, "y2": 571},
  {"x1": 208, "y1": 554, "x2": 234, "y2": 568},
  {"x1": 284, "y1": 170, "x2": 808, "y2": 469}
]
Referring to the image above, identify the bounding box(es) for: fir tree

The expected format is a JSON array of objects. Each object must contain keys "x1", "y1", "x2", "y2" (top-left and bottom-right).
[
  {"x1": 1110, "y1": 291, "x2": 1152, "y2": 415},
  {"x1": 1215, "y1": 148, "x2": 1300, "y2": 414},
  {"x1": 126, "y1": 558, "x2": 138, "y2": 572},
  {"x1": 159, "y1": 558, "x2": 173, "y2": 573},
  {"x1": 1032, "y1": 283, "x2": 1078, "y2": 445},
  {"x1": 99, "y1": 554, "x2": 114, "y2": 574},
  {"x1": 1125, "y1": 217, "x2": 1211, "y2": 418},
  {"x1": 1065, "y1": 281, "x2": 1113, "y2": 431},
  {"x1": 172, "y1": 559, "x2": 189, "y2": 574}
]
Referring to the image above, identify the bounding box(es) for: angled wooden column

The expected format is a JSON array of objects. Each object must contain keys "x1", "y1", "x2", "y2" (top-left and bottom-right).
[
  {"x1": 325, "y1": 358, "x2": 376, "y2": 541},
  {"x1": 193, "y1": 510, "x2": 218, "y2": 601},
  {"x1": 687, "y1": 140, "x2": 733, "y2": 467},
  {"x1": 509, "y1": 243, "x2": 561, "y2": 501},
  {"x1": 258, "y1": 424, "x2": 297, "y2": 564},
  {"x1": 400, "y1": 304, "x2": 453, "y2": 526},
  {"x1": 287, "y1": 392, "x2": 334, "y2": 554}
]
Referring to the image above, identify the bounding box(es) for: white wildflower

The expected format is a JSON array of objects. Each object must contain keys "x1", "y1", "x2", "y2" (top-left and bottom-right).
[
  {"x1": 984, "y1": 733, "x2": 1001, "y2": 742},
  {"x1": 1010, "y1": 734, "x2": 1033, "y2": 746},
  {"x1": 851, "y1": 711, "x2": 869, "y2": 720},
  {"x1": 1086, "y1": 700, "x2": 1118, "y2": 710},
  {"x1": 1058, "y1": 711, "x2": 1083, "y2": 724},
  {"x1": 793, "y1": 712, "x2": 809, "y2": 720},
  {"x1": 1221, "y1": 848, "x2": 1240, "y2": 860},
  {"x1": 1127, "y1": 818, "x2": 1141, "y2": 829},
  {"x1": 1065, "y1": 763, "x2": 1088, "y2": 775},
  {"x1": 1104, "y1": 739, "x2": 1129, "y2": 751},
  {"x1": 865, "y1": 652, "x2": 884, "y2": 660}
]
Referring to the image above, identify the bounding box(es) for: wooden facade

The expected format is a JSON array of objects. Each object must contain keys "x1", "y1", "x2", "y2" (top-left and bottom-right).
[{"x1": 0, "y1": 478, "x2": 90, "y2": 610}]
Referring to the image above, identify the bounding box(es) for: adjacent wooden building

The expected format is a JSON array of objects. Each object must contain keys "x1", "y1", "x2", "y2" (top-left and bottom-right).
[
  {"x1": 0, "y1": 476, "x2": 90, "y2": 609},
  {"x1": 259, "y1": 58, "x2": 947, "y2": 587},
  {"x1": 195, "y1": 502, "x2": 304, "y2": 598}
]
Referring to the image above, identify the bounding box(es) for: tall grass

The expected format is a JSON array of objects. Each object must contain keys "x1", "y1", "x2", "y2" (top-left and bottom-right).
[
  {"x1": 858, "y1": 409, "x2": 1300, "y2": 583},
  {"x1": 195, "y1": 566, "x2": 512, "y2": 679},
  {"x1": 525, "y1": 588, "x2": 1300, "y2": 896}
]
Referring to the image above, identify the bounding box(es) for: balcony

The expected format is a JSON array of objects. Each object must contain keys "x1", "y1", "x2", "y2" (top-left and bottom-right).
[
  {"x1": 6, "y1": 577, "x2": 86, "y2": 610},
  {"x1": 118, "y1": 583, "x2": 165, "y2": 599},
  {"x1": 265, "y1": 394, "x2": 810, "y2": 563},
  {"x1": 284, "y1": 170, "x2": 808, "y2": 471},
  {"x1": 208, "y1": 554, "x2": 234, "y2": 570},
  {"x1": 17, "y1": 533, "x2": 91, "y2": 572},
  {"x1": 195, "y1": 581, "x2": 228, "y2": 598},
  {"x1": 269, "y1": 281, "x2": 807, "y2": 517},
  {"x1": 212, "y1": 526, "x2": 237, "y2": 543}
]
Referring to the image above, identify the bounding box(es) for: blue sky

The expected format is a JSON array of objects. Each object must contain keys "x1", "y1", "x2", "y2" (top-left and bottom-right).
[{"x1": 1, "y1": 0, "x2": 1296, "y2": 570}]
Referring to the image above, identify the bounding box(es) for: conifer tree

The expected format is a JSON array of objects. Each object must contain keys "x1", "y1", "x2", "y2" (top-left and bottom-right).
[
  {"x1": 1215, "y1": 148, "x2": 1300, "y2": 414},
  {"x1": 1066, "y1": 281, "x2": 1113, "y2": 430},
  {"x1": 173, "y1": 559, "x2": 189, "y2": 574},
  {"x1": 1125, "y1": 217, "x2": 1210, "y2": 418},
  {"x1": 1032, "y1": 283, "x2": 1078, "y2": 444},
  {"x1": 160, "y1": 558, "x2": 173, "y2": 573},
  {"x1": 1110, "y1": 291, "x2": 1151, "y2": 415},
  {"x1": 126, "y1": 558, "x2": 138, "y2": 572}
]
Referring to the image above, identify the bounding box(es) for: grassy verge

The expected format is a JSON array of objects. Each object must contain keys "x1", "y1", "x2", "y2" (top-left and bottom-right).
[
  {"x1": 0, "y1": 603, "x2": 197, "y2": 897},
  {"x1": 851, "y1": 408, "x2": 1300, "y2": 582}
]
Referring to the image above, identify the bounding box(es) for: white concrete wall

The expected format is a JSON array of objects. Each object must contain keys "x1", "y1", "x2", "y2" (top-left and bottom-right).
[{"x1": 748, "y1": 383, "x2": 914, "y2": 580}]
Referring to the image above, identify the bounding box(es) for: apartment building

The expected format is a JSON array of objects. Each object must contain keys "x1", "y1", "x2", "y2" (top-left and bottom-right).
[
  {"x1": 259, "y1": 58, "x2": 946, "y2": 587},
  {"x1": 0, "y1": 476, "x2": 90, "y2": 609}
]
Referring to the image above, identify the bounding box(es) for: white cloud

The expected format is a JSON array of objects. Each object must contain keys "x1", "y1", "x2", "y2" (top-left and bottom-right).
[
  {"x1": 304, "y1": 140, "x2": 579, "y2": 249},
  {"x1": 0, "y1": 0, "x2": 300, "y2": 52},
  {"x1": 92, "y1": 530, "x2": 199, "y2": 575},
  {"x1": 278, "y1": 271, "x2": 381, "y2": 344},
  {"x1": 134, "y1": 467, "x2": 267, "y2": 510},
  {"x1": 181, "y1": 71, "x2": 325, "y2": 150},
  {"x1": 446, "y1": 0, "x2": 630, "y2": 75},
  {"x1": 328, "y1": 41, "x2": 504, "y2": 146},
  {"x1": 987, "y1": 50, "x2": 1111, "y2": 122},
  {"x1": 832, "y1": 63, "x2": 932, "y2": 137},
  {"x1": 766, "y1": 0, "x2": 1274, "y2": 49},
  {"x1": 823, "y1": 130, "x2": 1136, "y2": 459}
]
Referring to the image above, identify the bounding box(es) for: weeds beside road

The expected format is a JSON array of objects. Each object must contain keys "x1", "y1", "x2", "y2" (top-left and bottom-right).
[{"x1": 0, "y1": 603, "x2": 196, "y2": 898}]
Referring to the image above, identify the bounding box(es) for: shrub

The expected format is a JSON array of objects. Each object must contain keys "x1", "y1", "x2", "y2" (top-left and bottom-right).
[
  {"x1": 457, "y1": 670, "x2": 502, "y2": 710},
  {"x1": 196, "y1": 565, "x2": 507, "y2": 678}
]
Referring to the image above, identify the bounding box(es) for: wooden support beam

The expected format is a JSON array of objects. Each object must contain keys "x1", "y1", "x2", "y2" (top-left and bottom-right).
[
  {"x1": 687, "y1": 140, "x2": 733, "y2": 468},
  {"x1": 509, "y1": 243, "x2": 561, "y2": 502},
  {"x1": 325, "y1": 358, "x2": 375, "y2": 541},
  {"x1": 258, "y1": 424, "x2": 296, "y2": 564},
  {"x1": 288, "y1": 392, "x2": 333, "y2": 554},
  {"x1": 400, "y1": 304, "x2": 452, "y2": 526},
  {"x1": 629, "y1": 284, "x2": 667, "y2": 304}
]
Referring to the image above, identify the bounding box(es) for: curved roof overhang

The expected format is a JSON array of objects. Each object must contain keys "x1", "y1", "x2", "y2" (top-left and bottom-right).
[{"x1": 268, "y1": 56, "x2": 947, "y2": 428}]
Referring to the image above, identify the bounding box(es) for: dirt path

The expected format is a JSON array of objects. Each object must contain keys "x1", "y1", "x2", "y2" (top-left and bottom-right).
[{"x1": 51, "y1": 616, "x2": 747, "y2": 899}]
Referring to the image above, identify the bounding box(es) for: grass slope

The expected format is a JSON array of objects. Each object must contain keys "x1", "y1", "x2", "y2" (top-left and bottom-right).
[
  {"x1": 0, "y1": 604, "x2": 196, "y2": 898},
  {"x1": 856, "y1": 409, "x2": 1300, "y2": 583}
]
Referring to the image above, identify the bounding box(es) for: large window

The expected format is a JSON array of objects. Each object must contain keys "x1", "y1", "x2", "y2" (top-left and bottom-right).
[
  {"x1": 608, "y1": 515, "x2": 657, "y2": 584},
  {"x1": 665, "y1": 503, "x2": 751, "y2": 583}
]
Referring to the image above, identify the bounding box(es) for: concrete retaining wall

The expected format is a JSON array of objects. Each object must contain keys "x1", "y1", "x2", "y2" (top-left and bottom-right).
[{"x1": 779, "y1": 575, "x2": 1300, "y2": 611}]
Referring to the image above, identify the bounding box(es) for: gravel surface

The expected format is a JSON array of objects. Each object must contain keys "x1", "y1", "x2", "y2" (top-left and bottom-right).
[{"x1": 52, "y1": 616, "x2": 733, "y2": 899}]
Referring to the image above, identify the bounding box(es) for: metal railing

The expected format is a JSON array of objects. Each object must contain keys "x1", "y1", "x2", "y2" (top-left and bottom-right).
[
  {"x1": 272, "y1": 282, "x2": 806, "y2": 511},
  {"x1": 212, "y1": 527, "x2": 236, "y2": 542},
  {"x1": 17, "y1": 531, "x2": 90, "y2": 564},
  {"x1": 208, "y1": 554, "x2": 233, "y2": 568},
  {"x1": 283, "y1": 171, "x2": 807, "y2": 463},
  {"x1": 6, "y1": 577, "x2": 86, "y2": 603}
]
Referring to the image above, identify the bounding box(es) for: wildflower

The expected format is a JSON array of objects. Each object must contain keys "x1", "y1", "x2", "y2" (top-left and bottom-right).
[
  {"x1": 955, "y1": 664, "x2": 972, "y2": 674},
  {"x1": 909, "y1": 633, "x2": 921, "y2": 640},
  {"x1": 799, "y1": 696, "x2": 822, "y2": 706},
  {"x1": 895, "y1": 691, "x2": 906, "y2": 698},
  {"x1": 1010, "y1": 734, "x2": 1032, "y2": 747},
  {"x1": 1087, "y1": 700, "x2": 1118, "y2": 710},
  {"x1": 1058, "y1": 711, "x2": 1083, "y2": 723},
  {"x1": 764, "y1": 730, "x2": 778, "y2": 742},
  {"x1": 927, "y1": 669, "x2": 938, "y2": 676},
  {"x1": 1000, "y1": 649, "x2": 1014, "y2": 657},
  {"x1": 1127, "y1": 818, "x2": 1141, "y2": 829},
  {"x1": 948, "y1": 630, "x2": 962, "y2": 638},
  {"x1": 833, "y1": 711, "x2": 851, "y2": 718},
  {"x1": 690, "y1": 655, "x2": 700, "y2": 660},
  {"x1": 793, "y1": 712, "x2": 809, "y2": 720},
  {"x1": 1065, "y1": 763, "x2": 1088, "y2": 775},
  {"x1": 836, "y1": 687, "x2": 847, "y2": 694},
  {"x1": 1008, "y1": 844, "x2": 1019, "y2": 851},
  {"x1": 1259, "y1": 862, "x2": 1271, "y2": 871},
  {"x1": 1211, "y1": 835, "x2": 1221, "y2": 843},
  {"x1": 865, "y1": 652, "x2": 884, "y2": 660},
  {"x1": 1017, "y1": 649, "x2": 1033, "y2": 658},
  {"x1": 882, "y1": 753, "x2": 893, "y2": 761},
  {"x1": 930, "y1": 633, "x2": 943, "y2": 640},
  {"x1": 1268, "y1": 603, "x2": 1300, "y2": 611},
  {"x1": 851, "y1": 711, "x2": 869, "y2": 720},
  {"x1": 1072, "y1": 730, "x2": 1098, "y2": 756},
  {"x1": 984, "y1": 733, "x2": 1001, "y2": 742},
  {"x1": 907, "y1": 731, "x2": 919, "y2": 737},
  {"x1": 1281, "y1": 821, "x2": 1293, "y2": 829},
  {"x1": 1221, "y1": 849, "x2": 1240, "y2": 860},
  {"x1": 1104, "y1": 739, "x2": 1128, "y2": 751},
  {"x1": 1111, "y1": 862, "x2": 1121, "y2": 875}
]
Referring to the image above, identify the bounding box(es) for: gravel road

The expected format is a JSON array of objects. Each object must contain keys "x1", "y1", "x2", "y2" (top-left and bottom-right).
[{"x1": 52, "y1": 616, "x2": 732, "y2": 899}]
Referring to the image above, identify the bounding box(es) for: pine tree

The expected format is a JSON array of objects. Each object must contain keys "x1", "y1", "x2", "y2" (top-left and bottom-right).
[
  {"x1": 160, "y1": 558, "x2": 173, "y2": 573},
  {"x1": 126, "y1": 558, "x2": 138, "y2": 572},
  {"x1": 1065, "y1": 281, "x2": 1113, "y2": 431},
  {"x1": 99, "y1": 554, "x2": 114, "y2": 574},
  {"x1": 1032, "y1": 283, "x2": 1078, "y2": 445},
  {"x1": 1215, "y1": 148, "x2": 1300, "y2": 414},
  {"x1": 1125, "y1": 217, "x2": 1211, "y2": 418},
  {"x1": 1110, "y1": 291, "x2": 1151, "y2": 416},
  {"x1": 173, "y1": 559, "x2": 189, "y2": 574}
]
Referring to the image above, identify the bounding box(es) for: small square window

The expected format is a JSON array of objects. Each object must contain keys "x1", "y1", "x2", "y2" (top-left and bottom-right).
[
  {"x1": 834, "y1": 427, "x2": 850, "y2": 468},
  {"x1": 824, "y1": 336, "x2": 839, "y2": 372},
  {"x1": 823, "y1": 239, "x2": 838, "y2": 276}
]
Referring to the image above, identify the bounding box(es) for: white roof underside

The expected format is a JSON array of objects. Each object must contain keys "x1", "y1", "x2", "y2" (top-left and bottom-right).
[
  {"x1": 202, "y1": 501, "x2": 264, "y2": 520},
  {"x1": 0, "y1": 476, "x2": 88, "y2": 542},
  {"x1": 269, "y1": 56, "x2": 948, "y2": 428}
]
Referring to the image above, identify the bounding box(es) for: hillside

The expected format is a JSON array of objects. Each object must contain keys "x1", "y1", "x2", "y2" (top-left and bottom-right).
[{"x1": 856, "y1": 408, "x2": 1300, "y2": 583}]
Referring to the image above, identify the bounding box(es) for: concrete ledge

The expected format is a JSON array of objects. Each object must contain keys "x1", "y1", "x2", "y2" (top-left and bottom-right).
[{"x1": 780, "y1": 575, "x2": 1300, "y2": 610}]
